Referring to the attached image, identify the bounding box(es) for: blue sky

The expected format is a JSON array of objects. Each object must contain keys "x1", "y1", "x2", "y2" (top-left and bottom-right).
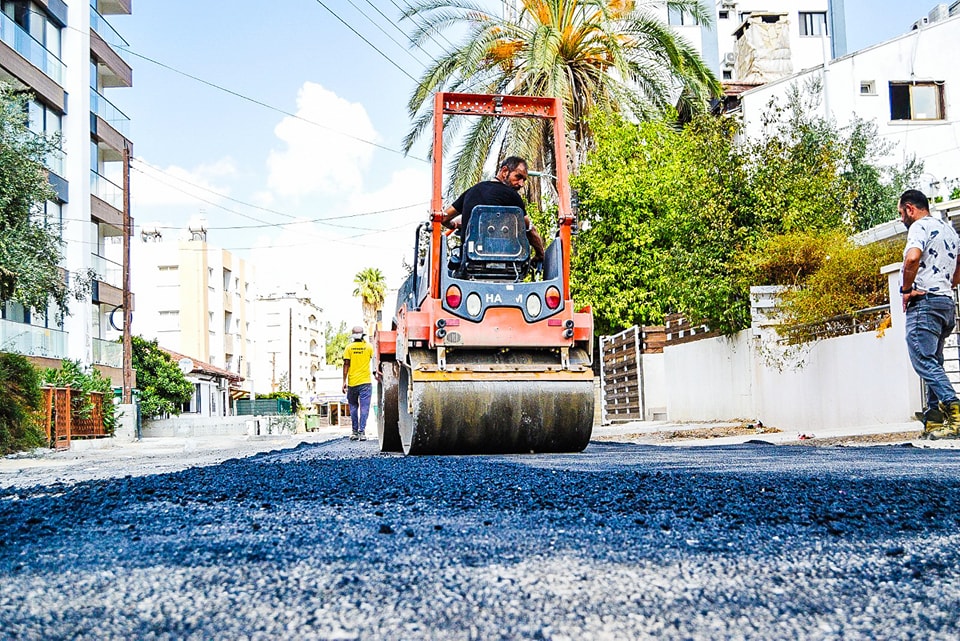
[{"x1": 116, "y1": 0, "x2": 936, "y2": 326}]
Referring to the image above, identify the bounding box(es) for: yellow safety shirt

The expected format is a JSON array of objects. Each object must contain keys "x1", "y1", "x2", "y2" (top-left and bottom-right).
[{"x1": 343, "y1": 341, "x2": 373, "y2": 387}]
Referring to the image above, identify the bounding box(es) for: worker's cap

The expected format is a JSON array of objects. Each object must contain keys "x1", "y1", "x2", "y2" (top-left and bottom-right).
[{"x1": 351, "y1": 325, "x2": 365, "y2": 339}]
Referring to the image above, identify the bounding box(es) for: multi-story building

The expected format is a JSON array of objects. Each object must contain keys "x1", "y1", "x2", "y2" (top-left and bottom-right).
[
  {"x1": 662, "y1": 0, "x2": 846, "y2": 83},
  {"x1": 254, "y1": 286, "x2": 325, "y2": 399},
  {"x1": 0, "y1": 0, "x2": 133, "y2": 383},
  {"x1": 132, "y1": 223, "x2": 255, "y2": 391},
  {"x1": 738, "y1": 5, "x2": 960, "y2": 196}
]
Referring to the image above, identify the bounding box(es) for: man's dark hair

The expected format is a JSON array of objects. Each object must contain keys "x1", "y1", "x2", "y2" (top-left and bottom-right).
[
  {"x1": 499, "y1": 156, "x2": 527, "y2": 172},
  {"x1": 899, "y1": 189, "x2": 930, "y2": 211}
]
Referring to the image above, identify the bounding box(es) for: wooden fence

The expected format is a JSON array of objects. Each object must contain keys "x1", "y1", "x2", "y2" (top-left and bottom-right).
[
  {"x1": 39, "y1": 387, "x2": 108, "y2": 450},
  {"x1": 600, "y1": 326, "x2": 666, "y2": 423}
]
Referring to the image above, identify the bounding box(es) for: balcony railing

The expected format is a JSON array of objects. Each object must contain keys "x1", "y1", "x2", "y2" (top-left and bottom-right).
[
  {"x1": 89, "y1": 5, "x2": 132, "y2": 65},
  {"x1": 90, "y1": 87, "x2": 130, "y2": 137},
  {"x1": 0, "y1": 318, "x2": 68, "y2": 360},
  {"x1": 92, "y1": 337, "x2": 123, "y2": 368},
  {"x1": 0, "y1": 11, "x2": 65, "y2": 85},
  {"x1": 91, "y1": 253, "x2": 122, "y2": 289},
  {"x1": 90, "y1": 170, "x2": 123, "y2": 210}
]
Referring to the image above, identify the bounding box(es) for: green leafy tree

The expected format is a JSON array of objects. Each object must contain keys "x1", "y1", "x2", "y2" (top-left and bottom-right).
[
  {"x1": 0, "y1": 84, "x2": 82, "y2": 316},
  {"x1": 325, "y1": 321, "x2": 351, "y2": 368},
  {"x1": 572, "y1": 84, "x2": 913, "y2": 335},
  {"x1": 402, "y1": 0, "x2": 720, "y2": 193},
  {"x1": 352, "y1": 268, "x2": 386, "y2": 335},
  {"x1": 131, "y1": 336, "x2": 193, "y2": 419},
  {"x1": 0, "y1": 352, "x2": 45, "y2": 453},
  {"x1": 43, "y1": 360, "x2": 118, "y2": 434}
]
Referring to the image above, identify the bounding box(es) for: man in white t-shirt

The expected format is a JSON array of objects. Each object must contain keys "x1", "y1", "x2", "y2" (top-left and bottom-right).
[{"x1": 899, "y1": 189, "x2": 960, "y2": 440}]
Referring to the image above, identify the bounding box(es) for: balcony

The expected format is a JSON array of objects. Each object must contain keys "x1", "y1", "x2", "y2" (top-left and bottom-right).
[
  {"x1": 91, "y1": 253, "x2": 122, "y2": 289},
  {"x1": 224, "y1": 334, "x2": 235, "y2": 355},
  {"x1": 89, "y1": 5, "x2": 132, "y2": 66},
  {"x1": 0, "y1": 318, "x2": 67, "y2": 360},
  {"x1": 92, "y1": 337, "x2": 123, "y2": 368},
  {"x1": 223, "y1": 291, "x2": 233, "y2": 312},
  {"x1": 90, "y1": 87, "x2": 130, "y2": 139},
  {"x1": 0, "y1": 10, "x2": 65, "y2": 85},
  {"x1": 94, "y1": 0, "x2": 132, "y2": 16},
  {"x1": 90, "y1": 170, "x2": 123, "y2": 211}
]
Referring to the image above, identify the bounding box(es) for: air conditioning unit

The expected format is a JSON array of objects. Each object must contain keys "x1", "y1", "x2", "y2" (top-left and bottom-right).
[
  {"x1": 911, "y1": 16, "x2": 929, "y2": 30},
  {"x1": 723, "y1": 52, "x2": 737, "y2": 67},
  {"x1": 722, "y1": 0, "x2": 738, "y2": 7}
]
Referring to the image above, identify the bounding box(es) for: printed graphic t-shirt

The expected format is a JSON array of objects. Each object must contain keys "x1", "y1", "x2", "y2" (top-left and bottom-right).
[
  {"x1": 903, "y1": 216, "x2": 960, "y2": 296},
  {"x1": 343, "y1": 341, "x2": 373, "y2": 387}
]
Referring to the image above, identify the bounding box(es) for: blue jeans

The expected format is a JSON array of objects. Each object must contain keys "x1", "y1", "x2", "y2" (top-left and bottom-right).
[
  {"x1": 346, "y1": 383, "x2": 372, "y2": 433},
  {"x1": 905, "y1": 294, "x2": 958, "y2": 411}
]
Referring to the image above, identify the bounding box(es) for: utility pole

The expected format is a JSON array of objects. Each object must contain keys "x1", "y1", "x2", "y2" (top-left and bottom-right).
[
  {"x1": 288, "y1": 306, "x2": 293, "y2": 392},
  {"x1": 121, "y1": 144, "x2": 133, "y2": 404}
]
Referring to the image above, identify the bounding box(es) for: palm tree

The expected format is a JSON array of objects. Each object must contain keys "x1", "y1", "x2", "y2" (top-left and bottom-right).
[
  {"x1": 402, "y1": 0, "x2": 721, "y2": 195},
  {"x1": 352, "y1": 268, "x2": 387, "y2": 335}
]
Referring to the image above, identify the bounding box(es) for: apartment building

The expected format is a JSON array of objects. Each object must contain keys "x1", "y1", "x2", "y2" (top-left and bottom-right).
[
  {"x1": 0, "y1": 0, "x2": 133, "y2": 383},
  {"x1": 132, "y1": 223, "x2": 255, "y2": 391},
  {"x1": 663, "y1": 0, "x2": 846, "y2": 83},
  {"x1": 738, "y1": 6, "x2": 960, "y2": 198},
  {"x1": 254, "y1": 286, "x2": 325, "y2": 399}
]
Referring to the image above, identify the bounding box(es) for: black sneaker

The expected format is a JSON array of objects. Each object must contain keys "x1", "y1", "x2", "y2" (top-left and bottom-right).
[
  {"x1": 358, "y1": 432, "x2": 367, "y2": 441},
  {"x1": 349, "y1": 432, "x2": 359, "y2": 441}
]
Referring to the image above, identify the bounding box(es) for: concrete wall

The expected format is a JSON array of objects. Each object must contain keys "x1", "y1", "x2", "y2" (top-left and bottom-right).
[
  {"x1": 661, "y1": 267, "x2": 923, "y2": 430},
  {"x1": 142, "y1": 415, "x2": 252, "y2": 438},
  {"x1": 664, "y1": 331, "x2": 756, "y2": 422},
  {"x1": 640, "y1": 353, "x2": 668, "y2": 421}
]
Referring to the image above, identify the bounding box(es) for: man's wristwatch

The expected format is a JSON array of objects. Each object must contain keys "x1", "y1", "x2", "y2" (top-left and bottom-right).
[{"x1": 900, "y1": 286, "x2": 913, "y2": 294}]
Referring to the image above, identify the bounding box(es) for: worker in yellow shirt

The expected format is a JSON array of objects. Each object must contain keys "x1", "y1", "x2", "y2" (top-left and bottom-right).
[{"x1": 342, "y1": 325, "x2": 375, "y2": 441}]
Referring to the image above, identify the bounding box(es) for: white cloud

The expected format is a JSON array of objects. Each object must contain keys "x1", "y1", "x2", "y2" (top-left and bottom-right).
[
  {"x1": 266, "y1": 82, "x2": 378, "y2": 198},
  {"x1": 251, "y1": 166, "x2": 431, "y2": 328}
]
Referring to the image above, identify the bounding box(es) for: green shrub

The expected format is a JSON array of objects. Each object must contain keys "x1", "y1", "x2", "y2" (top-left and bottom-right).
[
  {"x1": 0, "y1": 352, "x2": 46, "y2": 453},
  {"x1": 741, "y1": 231, "x2": 901, "y2": 341}
]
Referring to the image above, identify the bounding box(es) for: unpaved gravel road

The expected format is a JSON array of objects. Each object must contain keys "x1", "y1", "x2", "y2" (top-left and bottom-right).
[{"x1": 2, "y1": 438, "x2": 960, "y2": 640}]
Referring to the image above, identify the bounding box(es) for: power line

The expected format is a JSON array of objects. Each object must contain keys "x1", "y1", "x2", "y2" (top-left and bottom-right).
[
  {"x1": 311, "y1": 0, "x2": 420, "y2": 83},
  {"x1": 342, "y1": 0, "x2": 429, "y2": 68},
  {"x1": 362, "y1": 0, "x2": 437, "y2": 61},
  {"x1": 131, "y1": 158, "x2": 428, "y2": 228},
  {"x1": 130, "y1": 166, "x2": 411, "y2": 233},
  {"x1": 119, "y1": 47, "x2": 428, "y2": 163}
]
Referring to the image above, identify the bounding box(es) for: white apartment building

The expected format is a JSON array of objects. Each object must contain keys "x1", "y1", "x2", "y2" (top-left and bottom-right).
[
  {"x1": 0, "y1": 0, "x2": 133, "y2": 384},
  {"x1": 738, "y1": 5, "x2": 960, "y2": 198},
  {"x1": 131, "y1": 223, "x2": 255, "y2": 391},
  {"x1": 254, "y1": 285, "x2": 325, "y2": 400},
  {"x1": 662, "y1": 0, "x2": 846, "y2": 83}
]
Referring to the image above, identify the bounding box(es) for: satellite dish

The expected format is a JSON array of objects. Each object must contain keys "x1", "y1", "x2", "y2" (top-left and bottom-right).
[{"x1": 177, "y1": 358, "x2": 194, "y2": 374}]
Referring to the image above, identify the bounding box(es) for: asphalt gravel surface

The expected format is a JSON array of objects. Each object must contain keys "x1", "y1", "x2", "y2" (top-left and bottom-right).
[{"x1": 2, "y1": 439, "x2": 960, "y2": 640}]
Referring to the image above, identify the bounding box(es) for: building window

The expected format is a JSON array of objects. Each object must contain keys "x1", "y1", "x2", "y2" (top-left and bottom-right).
[
  {"x1": 889, "y1": 82, "x2": 945, "y2": 121},
  {"x1": 668, "y1": 7, "x2": 699, "y2": 26},
  {"x1": 718, "y1": 10, "x2": 729, "y2": 20},
  {"x1": 722, "y1": 70, "x2": 733, "y2": 80},
  {"x1": 799, "y1": 12, "x2": 828, "y2": 36},
  {"x1": 860, "y1": 80, "x2": 876, "y2": 95}
]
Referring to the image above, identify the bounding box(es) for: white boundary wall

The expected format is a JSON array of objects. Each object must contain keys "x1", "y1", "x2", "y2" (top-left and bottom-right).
[{"x1": 662, "y1": 267, "x2": 923, "y2": 430}]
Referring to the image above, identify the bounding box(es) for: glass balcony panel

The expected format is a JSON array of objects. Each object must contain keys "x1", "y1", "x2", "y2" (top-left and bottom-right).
[
  {"x1": 92, "y1": 337, "x2": 123, "y2": 368},
  {"x1": 90, "y1": 253, "x2": 122, "y2": 289},
  {"x1": 89, "y1": 5, "x2": 132, "y2": 65},
  {"x1": 90, "y1": 170, "x2": 123, "y2": 210},
  {"x1": 0, "y1": 318, "x2": 68, "y2": 359},
  {"x1": 90, "y1": 87, "x2": 130, "y2": 137},
  {"x1": 0, "y1": 11, "x2": 65, "y2": 85}
]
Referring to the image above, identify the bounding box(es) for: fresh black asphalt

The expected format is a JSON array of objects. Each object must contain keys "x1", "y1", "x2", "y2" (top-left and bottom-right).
[{"x1": 2, "y1": 439, "x2": 960, "y2": 640}]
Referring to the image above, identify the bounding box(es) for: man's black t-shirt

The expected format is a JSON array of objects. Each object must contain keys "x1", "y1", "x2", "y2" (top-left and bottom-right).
[{"x1": 450, "y1": 180, "x2": 525, "y2": 246}]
